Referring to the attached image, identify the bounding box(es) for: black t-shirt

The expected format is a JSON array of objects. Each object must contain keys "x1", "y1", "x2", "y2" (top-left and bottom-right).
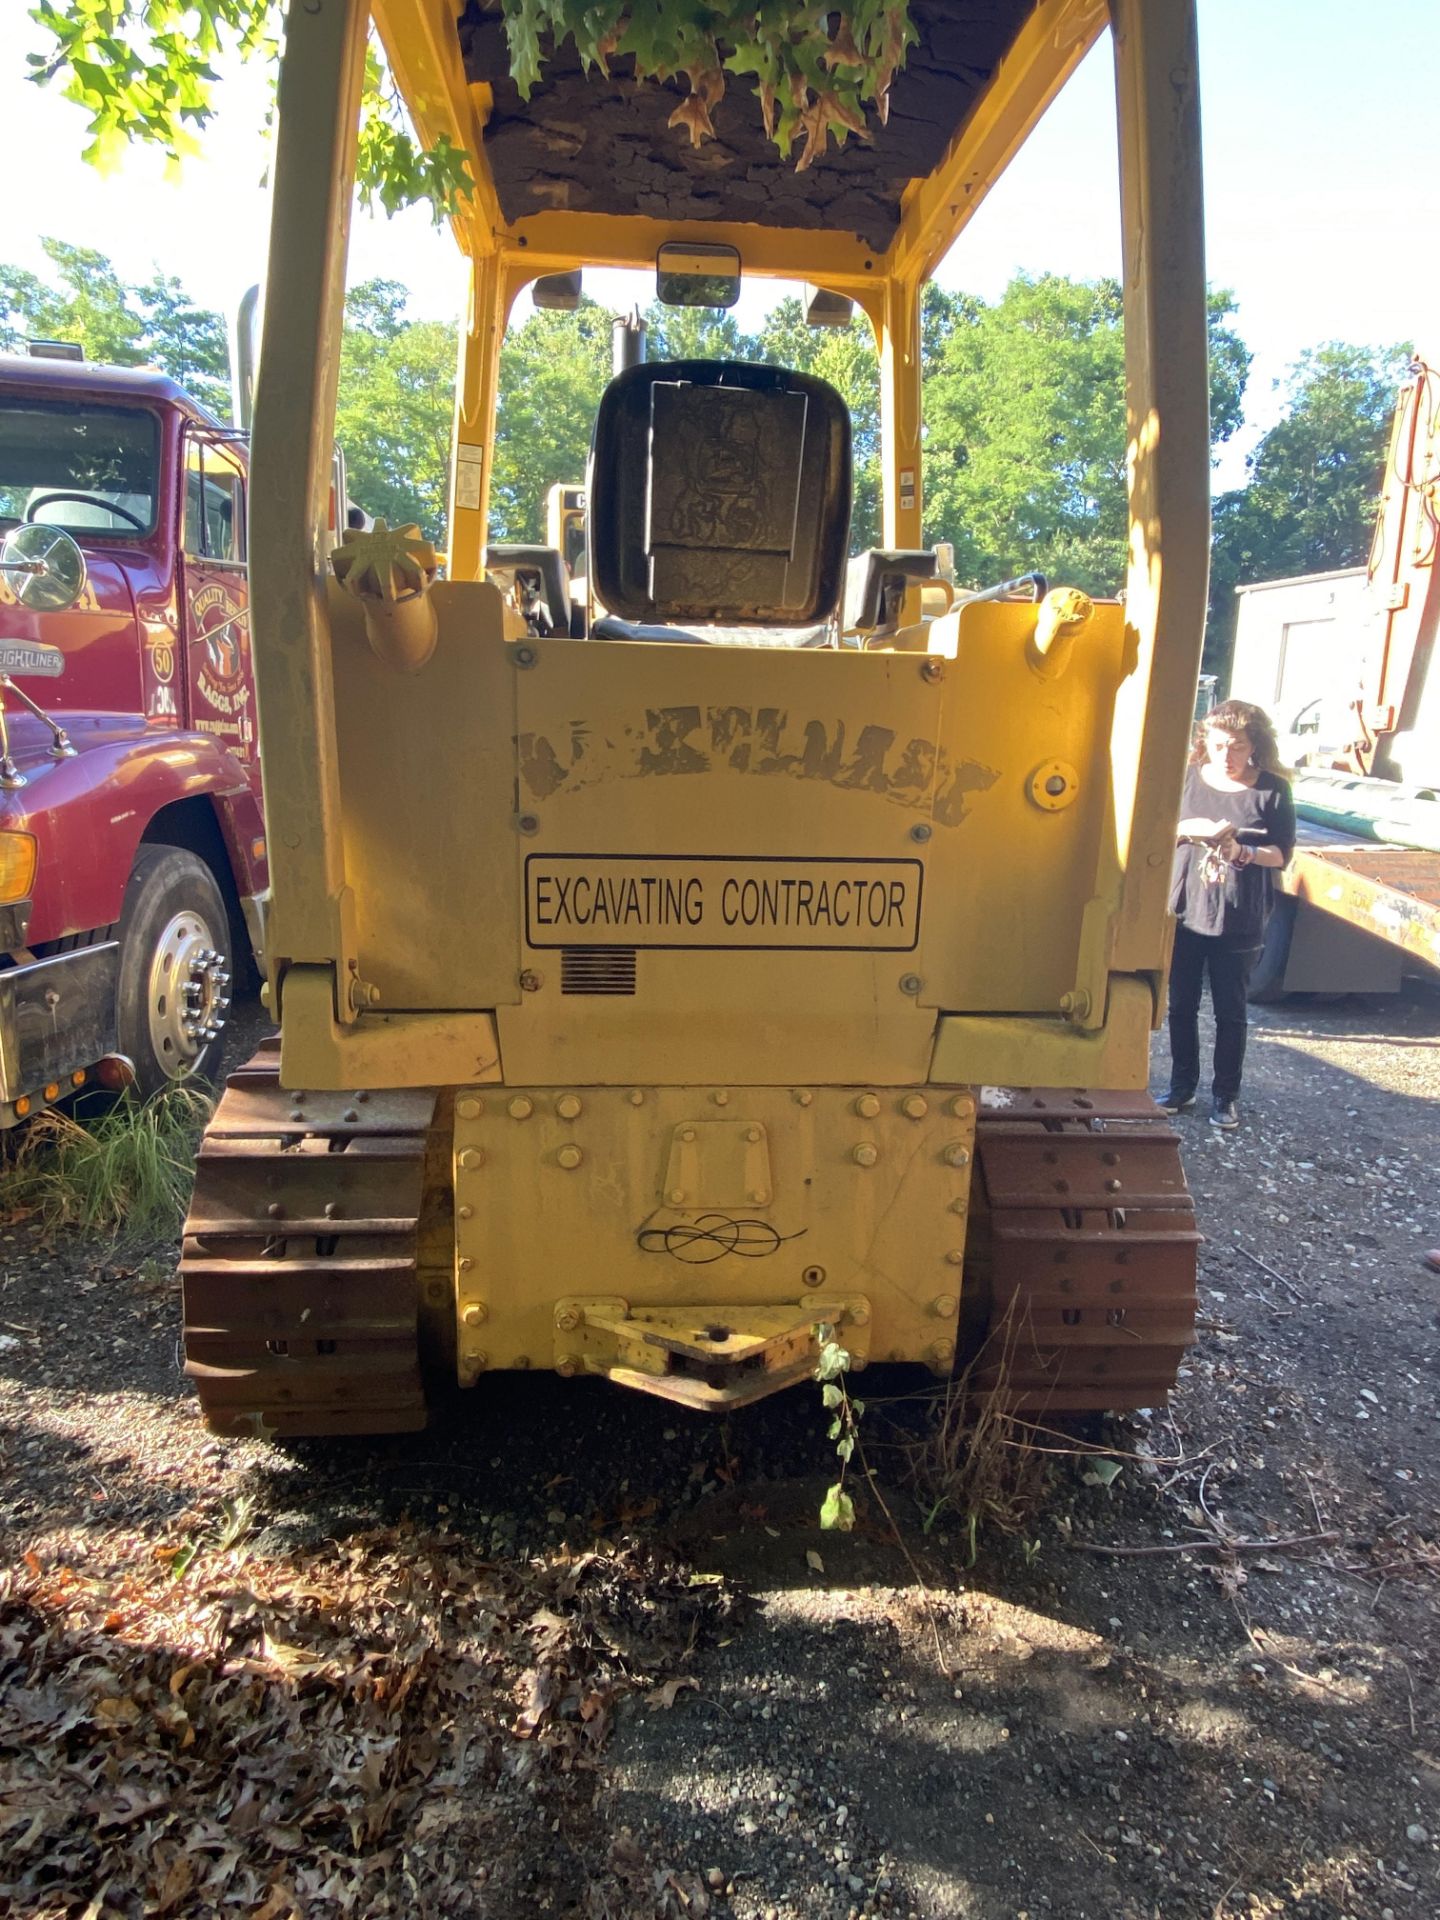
[{"x1": 1169, "y1": 765, "x2": 1296, "y2": 946}]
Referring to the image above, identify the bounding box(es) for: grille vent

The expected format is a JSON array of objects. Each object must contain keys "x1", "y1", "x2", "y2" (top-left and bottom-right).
[{"x1": 561, "y1": 946, "x2": 637, "y2": 995}]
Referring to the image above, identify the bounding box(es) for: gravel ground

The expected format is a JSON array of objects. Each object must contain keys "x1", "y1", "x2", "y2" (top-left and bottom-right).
[{"x1": 1, "y1": 986, "x2": 1437, "y2": 1919}]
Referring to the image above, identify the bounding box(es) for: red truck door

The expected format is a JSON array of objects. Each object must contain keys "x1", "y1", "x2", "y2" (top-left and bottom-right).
[{"x1": 179, "y1": 429, "x2": 255, "y2": 781}]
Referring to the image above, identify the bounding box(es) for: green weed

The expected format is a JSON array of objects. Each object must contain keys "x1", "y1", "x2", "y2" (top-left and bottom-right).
[{"x1": 1, "y1": 1081, "x2": 213, "y2": 1243}]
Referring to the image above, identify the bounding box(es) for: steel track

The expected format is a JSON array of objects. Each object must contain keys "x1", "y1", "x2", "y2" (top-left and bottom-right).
[
  {"x1": 964, "y1": 1088, "x2": 1200, "y2": 1412},
  {"x1": 180, "y1": 1039, "x2": 438, "y2": 1438}
]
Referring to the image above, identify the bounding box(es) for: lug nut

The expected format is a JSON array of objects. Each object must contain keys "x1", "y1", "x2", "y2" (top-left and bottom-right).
[
  {"x1": 555, "y1": 1307, "x2": 580, "y2": 1332},
  {"x1": 556, "y1": 1093, "x2": 582, "y2": 1119},
  {"x1": 902, "y1": 1094, "x2": 928, "y2": 1119},
  {"x1": 944, "y1": 1144, "x2": 971, "y2": 1168},
  {"x1": 457, "y1": 1096, "x2": 481, "y2": 1119},
  {"x1": 557, "y1": 1144, "x2": 583, "y2": 1170},
  {"x1": 931, "y1": 1294, "x2": 958, "y2": 1317},
  {"x1": 462, "y1": 1302, "x2": 487, "y2": 1325},
  {"x1": 508, "y1": 1096, "x2": 533, "y2": 1120},
  {"x1": 854, "y1": 1093, "x2": 880, "y2": 1118},
  {"x1": 852, "y1": 1142, "x2": 879, "y2": 1167},
  {"x1": 556, "y1": 1355, "x2": 579, "y2": 1378},
  {"x1": 458, "y1": 1147, "x2": 484, "y2": 1170}
]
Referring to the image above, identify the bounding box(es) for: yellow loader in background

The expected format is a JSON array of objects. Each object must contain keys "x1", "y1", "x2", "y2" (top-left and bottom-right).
[{"x1": 181, "y1": 0, "x2": 1208, "y2": 1436}]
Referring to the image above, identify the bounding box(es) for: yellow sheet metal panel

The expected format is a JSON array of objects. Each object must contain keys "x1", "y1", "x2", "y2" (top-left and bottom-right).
[
  {"x1": 1102, "y1": 0, "x2": 1210, "y2": 978},
  {"x1": 928, "y1": 971, "x2": 1153, "y2": 1087},
  {"x1": 920, "y1": 599, "x2": 1126, "y2": 1011},
  {"x1": 250, "y1": 0, "x2": 368, "y2": 972},
  {"x1": 451, "y1": 1084, "x2": 975, "y2": 1378},
  {"x1": 278, "y1": 963, "x2": 503, "y2": 1089},
  {"x1": 880, "y1": 277, "x2": 923, "y2": 552},
  {"x1": 327, "y1": 579, "x2": 520, "y2": 1010},
  {"x1": 496, "y1": 636, "x2": 949, "y2": 1086}
]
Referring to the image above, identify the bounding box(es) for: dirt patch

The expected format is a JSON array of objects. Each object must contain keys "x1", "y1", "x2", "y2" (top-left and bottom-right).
[{"x1": 1, "y1": 988, "x2": 1437, "y2": 1918}]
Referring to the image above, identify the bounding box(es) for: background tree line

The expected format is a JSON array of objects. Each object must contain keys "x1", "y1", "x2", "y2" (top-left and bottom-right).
[{"x1": 1, "y1": 239, "x2": 1408, "y2": 674}]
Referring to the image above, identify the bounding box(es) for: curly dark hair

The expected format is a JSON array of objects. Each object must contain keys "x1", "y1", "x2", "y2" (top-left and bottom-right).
[{"x1": 1189, "y1": 698, "x2": 1287, "y2": 775}]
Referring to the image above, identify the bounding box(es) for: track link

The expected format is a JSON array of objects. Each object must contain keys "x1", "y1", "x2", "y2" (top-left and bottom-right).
[
  {"x1": 181, "y1": 1039, "x2": 439, "y2": 1438},
  {"x1": 966, "y1": 1087, "x2": 1200, "y2": 1412}
]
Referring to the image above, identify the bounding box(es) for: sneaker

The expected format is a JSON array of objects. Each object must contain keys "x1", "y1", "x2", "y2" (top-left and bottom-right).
[
  {"x1": 1158, "y1": 1086, "x2": 1196, "y2": 1114},
  {"x1": 1210, "y1": 1097, "x2": 1240, "y2": 1130}
]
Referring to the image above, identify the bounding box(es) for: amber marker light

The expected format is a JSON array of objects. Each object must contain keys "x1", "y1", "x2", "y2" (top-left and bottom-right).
[
  {"x1": 70, "y1": 1070, "x2": 86, "y2": 1087},
  {"x1": 14, "y1": 1096, "x2": 30, "y2": 1117},
  {"x1": 43, "y1": 1082, "x2": 59, "y2": 1102},
  {"x1": 0, "y1": 832, "x2": 37, "y2": 904},
  {"x1": 250, "y1": 836, "x2": 266, "y2": 862}
]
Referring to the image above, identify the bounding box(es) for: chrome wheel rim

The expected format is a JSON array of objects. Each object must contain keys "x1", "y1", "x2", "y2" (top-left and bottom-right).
[{"x1": 146, "y1": 909, "x2": 231, "y2": 1074}]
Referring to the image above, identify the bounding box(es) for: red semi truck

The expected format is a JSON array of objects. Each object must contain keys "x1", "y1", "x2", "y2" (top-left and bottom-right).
[{"x1": 0, "y1": 348, "x2": 266, "y2": 1121}]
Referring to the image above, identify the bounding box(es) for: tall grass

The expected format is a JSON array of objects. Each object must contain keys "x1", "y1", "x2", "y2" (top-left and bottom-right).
[
  {"x1": 0, "y1": 1082, "x2": 214, "y2": 1242},
  {"x1": 900, "y1": 1308, "x2": 1052, "y2": 1562}
]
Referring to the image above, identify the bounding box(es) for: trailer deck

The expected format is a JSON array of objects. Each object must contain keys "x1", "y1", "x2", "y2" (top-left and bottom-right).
[{"x1": 1285, "y1": 822, "x2": 1440, "y2": 974}]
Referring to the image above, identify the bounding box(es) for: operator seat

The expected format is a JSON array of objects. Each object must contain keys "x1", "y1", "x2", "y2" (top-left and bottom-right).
[{"x1": 586, "y1": 360, "x2": 852, "y2": 645}]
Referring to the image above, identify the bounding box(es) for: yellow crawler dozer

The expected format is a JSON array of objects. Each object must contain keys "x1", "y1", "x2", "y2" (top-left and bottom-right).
[{"x1": 182, "y1": 0, "x2": 1209, "y2": 1435}]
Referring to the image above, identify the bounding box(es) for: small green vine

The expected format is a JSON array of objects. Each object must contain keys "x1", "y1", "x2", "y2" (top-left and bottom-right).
[
  {"x1": 501, "y1": 0, "x2": 917, "y2": 170},
  {"x1": 815, "y1": 1322, "x2": 862, "y2": 1530}
]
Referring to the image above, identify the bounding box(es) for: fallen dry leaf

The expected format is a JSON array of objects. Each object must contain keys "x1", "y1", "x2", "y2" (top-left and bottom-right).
[{"x1": 646, "y1": 1675, "x2": 699, "y2": 1710}]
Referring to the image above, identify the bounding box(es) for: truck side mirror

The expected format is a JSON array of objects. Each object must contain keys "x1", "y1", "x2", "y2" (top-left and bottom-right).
[{"x1": 0, "y1": 524, "x2": 88, "y2": 614}]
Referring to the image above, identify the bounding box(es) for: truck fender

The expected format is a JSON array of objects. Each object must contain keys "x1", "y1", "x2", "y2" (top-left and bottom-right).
[{"x1": 3, "y1": 728, "x2": 266, "y2": 947}]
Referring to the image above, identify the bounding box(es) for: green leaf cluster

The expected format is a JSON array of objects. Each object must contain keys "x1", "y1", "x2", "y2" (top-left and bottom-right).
[
  {"x1": 0, "y1": 239, "x2": 232, "y2": 416},
  {"x1": 813, "y1": 1323, "x2": 862, "y2": 1528},
  {"x1": 502, "y1": 0, "x2": 916, "y2": 169},
  {"x1": 24, "y1": 1, "x2": 471, "y2": 221},
  {"x1": 1205, "y1": 339, "x2": 1411, "y2": 675},
  {"x1": 0, "y1": 247, "x2": 458, "y2": 544},
  {"x1": 336, "y1": 279, "x2": 458, "y2": 540},
  {"x1": 922, "y1": 274, "x2": 1250, "y2": 601}
]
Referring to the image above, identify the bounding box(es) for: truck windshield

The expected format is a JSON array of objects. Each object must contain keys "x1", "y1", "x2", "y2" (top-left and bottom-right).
[{"x1": 0, "y1": 400, "x2": 160, "y2": 537}]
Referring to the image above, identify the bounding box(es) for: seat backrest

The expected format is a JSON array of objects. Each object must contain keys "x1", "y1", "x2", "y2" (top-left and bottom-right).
[{"x1": 588, "y1": 360, "x2": 851, "y2": 628}]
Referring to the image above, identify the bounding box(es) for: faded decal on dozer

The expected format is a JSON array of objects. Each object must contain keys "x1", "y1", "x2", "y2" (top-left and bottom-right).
[
  {"x1": 516, "y1": 705, "x2": 998, "y2": 826},
  {"x1": 525, "y1": 854, "x2": 923, "y2": 951}
]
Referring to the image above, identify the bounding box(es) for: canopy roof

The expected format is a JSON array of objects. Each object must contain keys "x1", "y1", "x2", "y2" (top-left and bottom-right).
[
  {"x1": 460, "y1": 0, "x2": 1034, "y2": 251},
  {"x1": 373, "y1": 0, "x2": 1106, "y2": 283}
]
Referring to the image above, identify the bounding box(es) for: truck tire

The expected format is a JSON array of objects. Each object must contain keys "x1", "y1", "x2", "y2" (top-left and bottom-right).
[
  {"x1": 115, "y1": 846, "x2": 233, "y2": 1095},
  {"x1": 1247, "y1": 895, "x2": 1296, "y2": 1004}
]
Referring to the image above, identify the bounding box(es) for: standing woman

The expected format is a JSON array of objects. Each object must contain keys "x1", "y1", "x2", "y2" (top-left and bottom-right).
[{"x1": 1162, "y1": 700, "x2": 1295, "y2": 1128}]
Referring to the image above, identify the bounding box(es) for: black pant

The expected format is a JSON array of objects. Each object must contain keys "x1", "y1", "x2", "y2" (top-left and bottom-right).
[{"x1": 1167, "y1": 926, "x2": 1261, "y2": 1102}]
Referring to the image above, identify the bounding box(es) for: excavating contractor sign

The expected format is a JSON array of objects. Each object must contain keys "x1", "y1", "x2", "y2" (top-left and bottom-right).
[{"x1": 525, "y1": 854, "x2": 923, "y2": 950}]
